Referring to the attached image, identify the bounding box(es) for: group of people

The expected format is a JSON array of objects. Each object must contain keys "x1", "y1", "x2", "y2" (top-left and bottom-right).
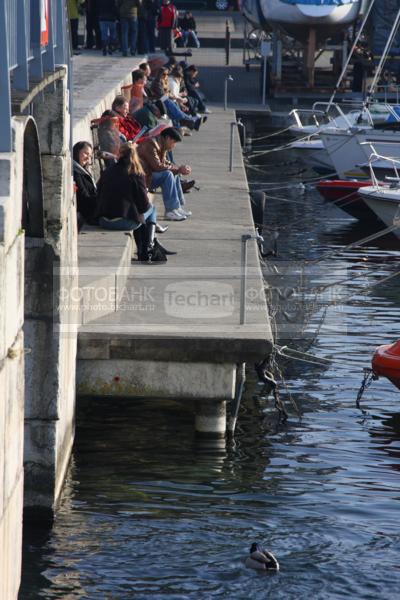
[
  {"x1": 67, "y1": 0, "x2": 199, "y2": 57},
  {"x1": 73, "y1": 60, "x2": 210, "y2": 263}
]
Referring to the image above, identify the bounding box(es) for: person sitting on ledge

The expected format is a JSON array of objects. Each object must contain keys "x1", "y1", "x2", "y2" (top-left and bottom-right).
[
  {"x1": 72, "y1": 141, "x2": 98, "y2": 230},
  {"x1": 150, "y1": 67, "x2": 203, "y2": 131},
  {"x1": 133, "y1": 100, "x2": 168, "y2": 130},
  {"x1": 137, "y1": 126, "x2": 192, "y2": 221},
  {"x1": 111, "y1": 95, "x2": 142, "y2": 141},
  {"x1": 96, "y1": 142, "x2": 173, "y2": 262},
  {"x1": 128, "y1": 69, "x2": 147, "y2": 114}
]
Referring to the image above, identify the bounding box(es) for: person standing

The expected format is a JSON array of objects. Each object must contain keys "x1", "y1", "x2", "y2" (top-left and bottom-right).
[
  {"x1": 157, "y1": 0, "x2": 177, "y2": 55},
  {"x1": 85, "y1": 0, "x2": 101, "y2": 49},
  {"x1": 67, "y1": 0, "x2": 82, "y2": 50},
  {"x1": 97, "y1": 0, "x2": 119, "y2": 55},
  {"x1": 118, "y1": 0, "x2": 139, "y2": 56},
  {"x1": 145, "y1": 0, "x2": 159, "y2": 53}
]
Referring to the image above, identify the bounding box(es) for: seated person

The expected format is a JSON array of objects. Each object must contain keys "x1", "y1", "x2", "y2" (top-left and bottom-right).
[
  {"x1": 98, "y1": 110, "x2": 122, "y2": 163},
  {"x1": 178, "y1": 11, "x2": 200, "y2": 49},
  {"x1": 72, "y1": 141, "x2": 98, "y2": 229},
  {"x1": 138, "y1": 61, "x2": 153, "y2": 95},
  {"x1": 129, "y1": 69, "x2": 147, "y2": 114},
  {"x1": 133, "y1": 100, "x2": 168, "y2": 130},
  {"x1": 96, "y1": 142, "x2": 173, "y2": 262},
  {"x1": 184, "y1": 64, "x2": 210, "y2": 114},
  {"x1": 111, "y1": 95, "x2": 142, "y2": 141},
  {"x1": 150, "y1": 67, "x2": 203, "y2": 130},
  {"x1": 137, "y1": 127, "x2": 192, "y2": 221}
]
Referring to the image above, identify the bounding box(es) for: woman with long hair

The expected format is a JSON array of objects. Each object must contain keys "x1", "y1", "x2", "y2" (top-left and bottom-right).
[
  {"x1": 97, "y1": 143, "x2": 174, "y2": 262},
  {"x1": 72, "y1": 141, "x2": 98, "y2": 230}
]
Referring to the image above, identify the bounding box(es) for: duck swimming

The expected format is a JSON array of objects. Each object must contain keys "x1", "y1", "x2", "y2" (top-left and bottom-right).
[{"x1": 245, "y1": 543, "x2": 280, "y2": 571}]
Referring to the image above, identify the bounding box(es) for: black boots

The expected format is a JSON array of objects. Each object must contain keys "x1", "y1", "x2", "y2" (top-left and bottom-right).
[{"x1": 133, "y1": 223, "x2": 176, "y2": 263}]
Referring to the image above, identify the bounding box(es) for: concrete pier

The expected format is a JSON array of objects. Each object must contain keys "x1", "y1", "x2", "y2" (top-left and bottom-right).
[{"x1": 75, "y1": 104, "x2": 273, "y2": 433}]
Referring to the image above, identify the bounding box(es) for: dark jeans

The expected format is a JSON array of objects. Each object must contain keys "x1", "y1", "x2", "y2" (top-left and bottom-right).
[
  {"x1": 158, "y1": 27, "x2": 172, "y2": 53},
  {"x1": 86, "y1": 9, "x2": 101, "y2": 48},
  {"x1": 121, "y1": 17, "x2": 138, "y2": 55},
  {"x1": 138, "y1": 17, "x2": 156, "y2": 54},
  {"x1": 70, "y1": 18, "x2": 79, "y2": 49}
]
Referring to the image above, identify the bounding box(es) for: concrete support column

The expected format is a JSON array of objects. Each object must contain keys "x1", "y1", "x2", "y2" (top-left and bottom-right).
[{"x1": 195, "y1": 400, "x2": 227, "y2": 437}]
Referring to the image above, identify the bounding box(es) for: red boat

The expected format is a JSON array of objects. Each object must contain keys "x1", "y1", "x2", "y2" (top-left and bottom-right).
[
  {"x1": 316, "y1": 180, "x2": 382, "y2": 223},
  {"x1": 372, "y1": 340, "x2": 400, "y2": 391}
]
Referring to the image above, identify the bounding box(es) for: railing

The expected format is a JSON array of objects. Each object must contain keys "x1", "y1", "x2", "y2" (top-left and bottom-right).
[
  {"x1": 6, "y1": 0, "x2": 17, "y2": 69},
  {"x1": 0, "y1": 0, "x2": 70, "y2": 152}
]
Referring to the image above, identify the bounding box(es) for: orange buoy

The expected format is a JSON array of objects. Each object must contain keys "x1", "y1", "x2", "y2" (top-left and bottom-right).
[{"x1": 372, "y1": 340, "x2": 400, "y2": 391}]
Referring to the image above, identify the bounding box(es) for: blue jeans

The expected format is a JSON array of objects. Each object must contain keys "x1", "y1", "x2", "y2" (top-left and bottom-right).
[
  {"x1": 182, "y1": 30, "x2": 200, "y2": 48},
  {"x1": 99, "y1": 206, "x2": 157, "y2": 230},
  {"x1": 121, "y1": 17, "x2": 138, "y2": 55},
  {"x1": 164, "y1": 99, "x2": 196, "y2": 127},
  {"x1": 99, "y1": 20, "x2": 117, "y2": 44},
  {"x1": 150, "y1": 171, "x2": 184, "y2": 212}
]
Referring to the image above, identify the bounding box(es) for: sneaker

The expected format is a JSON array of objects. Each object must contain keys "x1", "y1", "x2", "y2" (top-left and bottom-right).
[
  {"x1": 164, "y1": 209, "x2": 187, "y2": 221},
  {"x1": 178, "y1": 207, "x2": 192, "y2": 217},
  {"x1": 204, "y1": 108, "x2": 212, "y2": 114}
]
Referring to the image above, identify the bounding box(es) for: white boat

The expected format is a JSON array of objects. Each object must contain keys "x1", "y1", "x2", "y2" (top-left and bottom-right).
[
  {"x1": 241, "y1": 0, "x2": 362, "y2": 41},
  {"x1": 320, "y1": 126, "x2": 400, "y2": 179},
  {"x1": 359, "y1": 186, "x2": 400, "y2": 237},
  {"x1": 358, "y1": 153, "x2": 400, "y2": 237},
  {"x1": 288, "y1": 137, "x2": 335, "y2": 174}
]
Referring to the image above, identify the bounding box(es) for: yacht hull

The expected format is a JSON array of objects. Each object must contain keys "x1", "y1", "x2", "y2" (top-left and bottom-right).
[
  {"x1": 359, "y1": 187, "x2": 400, "y2": 238},
  {"x1": 289, "y1": 138, "x2": 334, "y2": 175},
  {"x1": 320, "y1": 128, "x2": 400, "y2": 180},
  {"x1": 242, "y1": 0, "x2": 361, "y2": 40}
]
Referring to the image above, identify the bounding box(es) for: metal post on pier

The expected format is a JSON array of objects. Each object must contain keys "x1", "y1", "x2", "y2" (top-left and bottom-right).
[
  {"x1": 240, "y1": 234, "x2": 250, "y2": 325},
  {"x1": 225, "y1": 19, "x2": 231, "y2": 65},
  {"x1": 229, "y1": 122, "x2": 236, "y2": 171},
  {"x1": 240, "y1": 233, "x2": 263, "y2": 325},
  {"x1": 224, "y1": 74, "x2": 233, "y2": 110},
  {"x1": 229, "y1": 120, "x2": 245, "y2": 171}
]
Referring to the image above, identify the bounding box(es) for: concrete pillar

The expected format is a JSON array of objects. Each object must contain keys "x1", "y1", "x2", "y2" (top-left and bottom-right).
[{"x1": 195, "y1": 400, "x2": 227, "y2": 437}]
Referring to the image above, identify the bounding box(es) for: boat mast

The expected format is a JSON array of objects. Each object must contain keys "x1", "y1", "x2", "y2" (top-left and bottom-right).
[
  {"x1": 364, "y1": 6, "x2": 400, "y2": 109},
  {"x1": 326, "y1": 0, "x2": 375, "y2": 112}
]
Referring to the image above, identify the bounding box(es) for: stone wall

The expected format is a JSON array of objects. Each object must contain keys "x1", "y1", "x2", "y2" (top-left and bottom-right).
[
  {"x1": 24, "y1": 73, "x2": 78, "y2": 511},
  {"x1": 0, "y1": 126, "x2": 27, "y2": 600}
]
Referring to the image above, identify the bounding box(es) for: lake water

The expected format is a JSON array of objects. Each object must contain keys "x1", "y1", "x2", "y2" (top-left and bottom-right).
[{"x1": 19, "y1": 130, "x2": 400, "y2": 600}]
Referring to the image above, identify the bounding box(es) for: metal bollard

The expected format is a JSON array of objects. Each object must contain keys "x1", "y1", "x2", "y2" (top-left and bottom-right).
[
  {"x1": 229, "y1": 121, "x2": 236, "y2": 172},
  {"x1": 224, "y1": 74, "x2": 233, "y2": 111},
  {"x1": 240, "y1": 233, "x2": 264, "y2": 325},
  {"x1": 225, "y1": 20, "x2": 231, "y2": 65},
  {"x1": 229, "y1": 120, "x2": 245, "y2": 171}
]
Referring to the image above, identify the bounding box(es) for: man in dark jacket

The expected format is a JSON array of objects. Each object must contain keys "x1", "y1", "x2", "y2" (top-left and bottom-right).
[{"x1": 179, "y1": 11, "x2": 200, "y2": 48}]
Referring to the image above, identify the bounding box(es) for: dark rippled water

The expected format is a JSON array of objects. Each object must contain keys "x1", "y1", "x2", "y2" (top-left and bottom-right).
[{"x1": 20, "y1": 132, "x2": 400, "y2": 599}]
